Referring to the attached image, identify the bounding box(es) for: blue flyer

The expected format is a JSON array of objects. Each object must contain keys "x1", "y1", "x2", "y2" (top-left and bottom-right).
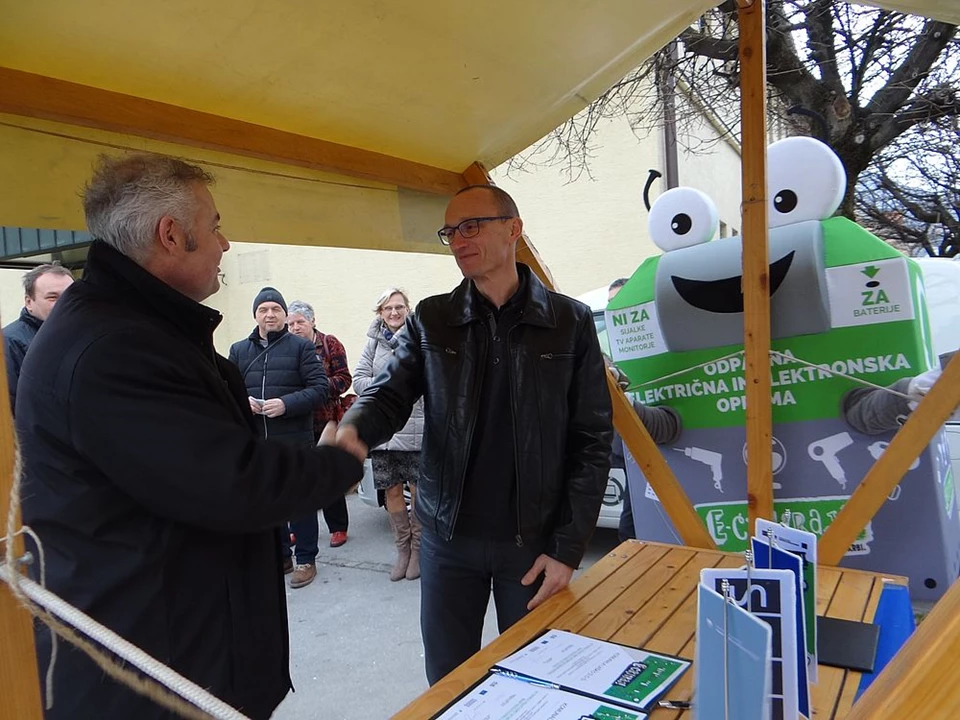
[
  {"x1": 752, "y1": 536, "x2": 811, "y2": 718},
  {"x1": 696, "y1": 582, "x2": 772, "y2": 720}
]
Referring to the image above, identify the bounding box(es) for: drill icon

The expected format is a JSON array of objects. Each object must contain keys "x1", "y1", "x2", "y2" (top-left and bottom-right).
[{"x1": 676, "y1": 446, "x2": 724, "y2": 492}]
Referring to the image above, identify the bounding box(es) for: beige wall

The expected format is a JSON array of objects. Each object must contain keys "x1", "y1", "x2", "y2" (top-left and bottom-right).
[
  {"x1": 0, "y1": 268, "x2": 29, "y2": 328},
  {"x1": 676, "y1": 114, "x2": 744, "y2": 236},
  {"x1": 209, "y1": 245, "x2": 462, "y2": 379},
  {"x1": 490, "y1": 114, "x2": 664, "y2": 300}
]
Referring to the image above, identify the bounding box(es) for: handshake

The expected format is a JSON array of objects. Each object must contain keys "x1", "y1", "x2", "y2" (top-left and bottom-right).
[{"x1": 317, "y1": 421, "x2": 369, "y2": 465}]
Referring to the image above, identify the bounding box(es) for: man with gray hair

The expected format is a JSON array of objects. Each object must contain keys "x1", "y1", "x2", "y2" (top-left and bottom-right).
[
  {"x1": 16, "y1": 153, "x2": 363, "y2": 719},
  {"x1": 287, "y1": 299, "x2": 354, "y2": 550},
  {"x1": 2, "y1": 262, "x2": 74, "y2": 413}
]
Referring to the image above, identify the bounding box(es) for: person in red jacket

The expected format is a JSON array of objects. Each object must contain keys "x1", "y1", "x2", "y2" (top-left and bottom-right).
[{"x1": 288, "y1": 299, "x2": 354, "y2": 548}]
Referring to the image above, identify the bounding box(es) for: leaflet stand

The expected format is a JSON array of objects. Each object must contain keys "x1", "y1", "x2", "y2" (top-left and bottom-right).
[
  {"x1": 781, "y1": 510, "x2": 792, "y2": 528},
  {"x1": 763, "y1": 528, "x2": 779, "y2": 568}
]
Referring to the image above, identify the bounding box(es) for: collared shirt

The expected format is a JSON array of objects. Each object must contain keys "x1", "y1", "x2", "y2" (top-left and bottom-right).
[{"x1": 455, "y1": 274, "x2": 527, "y2": 540}]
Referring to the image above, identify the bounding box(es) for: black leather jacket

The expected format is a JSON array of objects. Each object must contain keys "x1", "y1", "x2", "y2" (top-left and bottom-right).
[{"x1": 344, "y1": 265, "x2": 612, "y2": 568}]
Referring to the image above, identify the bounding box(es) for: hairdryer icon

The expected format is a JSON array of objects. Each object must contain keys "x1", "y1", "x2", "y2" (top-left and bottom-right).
[
  {"x1": 868, "y1": 441, "x2": 920, "y2": 472},
  {"x1": 808, "y1": 432, "x2": 853, "y2": 489},
  {"x1": 676, "y1": 446, "x2": 724, "y2": 492}
]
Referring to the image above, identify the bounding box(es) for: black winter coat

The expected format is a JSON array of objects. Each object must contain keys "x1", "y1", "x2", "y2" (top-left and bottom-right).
[
  {"x1": 16, "y1": 240, "x2": 362, "y2": 720},
  {"x1": 228, "y1": 328, "x2": 327, "y2": 445},
  {"x1": 3, "y1": 306, "x2": 43, "y2": 414},
  {"x1": 343, "y1": 264, "x2": 613, "y2": 569}
]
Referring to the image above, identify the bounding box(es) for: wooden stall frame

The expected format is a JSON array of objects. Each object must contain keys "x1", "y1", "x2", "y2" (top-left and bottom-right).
[
  {"x1": 0, "y1": 348, "x2": 44, "y2": 720},
  {"x1": 737, "y1": 0, "x2": 774, "y2": 532},
  {"x1": 2, "y1": 2, "x2": 959, "y2": 715},
  {"x1": 0, "y1": 67, "x2": 464, "y2": 196}
]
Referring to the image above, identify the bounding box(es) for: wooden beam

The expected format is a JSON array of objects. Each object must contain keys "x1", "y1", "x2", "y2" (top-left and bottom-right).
[
  {"x1": 820, "y1": 354, "x2": 960, "y2": 566},
  {"x1": 0, "y1": 67, "x2": 466, "y2": 196},
  {"x1": 844, "y1": 574, "x2": 960, "y2": 719},
  {"x1": 0, "y1": 336, "x2": 43, "y2": 720},
  {"x1": 462, "y1": 161, "x2": 712, "y2": 549},
  {"x1": 737, "y1": 0, "x2": 773, "y2": 532},
  {"x1": 606, "y1": 372, "x2": 717, "y2": 548}
]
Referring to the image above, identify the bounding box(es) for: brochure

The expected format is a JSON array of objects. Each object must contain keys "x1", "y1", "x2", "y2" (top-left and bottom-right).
[
  {"x1": 432, "y1": 673, "x2": 646, "y2": 720},
  {"x1": 755, "y1": 518, "x2": 818, "y2": 683},
  {"x1": 700, "y1": 567, "x2": 799, "y2": 720},
  {"x1": 751, "y1": 536, "x2": 811, "y2": 718},
  {"x1": 695, "y1": 582, "x2": 772, "y2": 720},
  {"x1": 491, "y1": 629, "x2": 690, "y2": 713}
]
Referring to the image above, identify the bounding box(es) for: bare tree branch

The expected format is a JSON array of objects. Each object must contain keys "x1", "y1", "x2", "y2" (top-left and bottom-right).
[
  {"x1": 508, "y1": 0, "x2": 959, "y2": 255},
  {"x1": 865, "y1": 20, "x2": 957, "y2": 117},
  {"x1": 870, "y1": 84, "x2": 960, "y2": 151}
]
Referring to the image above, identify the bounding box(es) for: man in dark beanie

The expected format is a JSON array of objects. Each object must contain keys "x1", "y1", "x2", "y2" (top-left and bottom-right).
[
  {"x1": 252, "y1": 286, "x2": 287, "y2": 316},
  {"x1": 229, "y1": 286, "x2": 330, "y2": 588}
]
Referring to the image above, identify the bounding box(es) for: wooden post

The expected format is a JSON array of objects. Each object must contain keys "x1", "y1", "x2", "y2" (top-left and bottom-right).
[
  {"x1": 0, "y1": 333, "x2": 44, "y2": 720},
  {"x1": 606, "y1": 373, "x2": 717, "y2": 548},
  {"x1": 461, "y1": 162, "x2": 714, "y2": 548},
  {"x1": 737, "y1": 0, "x2": 774, "y2": 532},
  {"x1": 820, "y1": 353, "x2": 960, "y2": 565}
]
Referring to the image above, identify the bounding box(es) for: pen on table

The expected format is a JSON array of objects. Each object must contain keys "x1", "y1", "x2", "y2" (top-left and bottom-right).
[
  {"x1": 490, "y1": 668, "x2": 560, "y2": 690},
  {"x1": 658, "y1": 698, "x2": 692, "y2": 709}
]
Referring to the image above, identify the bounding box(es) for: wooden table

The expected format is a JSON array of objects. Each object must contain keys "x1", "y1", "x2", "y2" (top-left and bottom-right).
[{"x1": 392, "y1": 540, "x2": 907, "y2": 719}]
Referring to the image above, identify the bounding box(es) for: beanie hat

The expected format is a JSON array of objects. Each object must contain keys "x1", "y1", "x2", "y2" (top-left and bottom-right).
[{"x1": 252, "y1": 287, "x2": 287, "y2": 316}]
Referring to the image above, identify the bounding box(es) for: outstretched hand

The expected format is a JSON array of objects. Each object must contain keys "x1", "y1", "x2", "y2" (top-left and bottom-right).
[
  {"x1": 332, "y1": 422, "x2": 368, "y2": 464},
  {"x1": 521, "y1": 554, "x2": 574, "y2": 611}
]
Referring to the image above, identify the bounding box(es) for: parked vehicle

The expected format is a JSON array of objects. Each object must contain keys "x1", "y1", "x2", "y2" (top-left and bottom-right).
[{"x1": 914, "y1": 258, "x2": 960, "y2": 485}]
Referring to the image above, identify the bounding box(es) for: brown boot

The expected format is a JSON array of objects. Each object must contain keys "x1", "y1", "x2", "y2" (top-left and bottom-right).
[
  {"x1": 406, "y1": 496, "x2": 421, "y2": 581},
  {"x1": 289, "y1": 563, "x2": 317, "y2": 589},
  {"x1": 388, "y1": 509, "x2": 411, "y2": 582}
]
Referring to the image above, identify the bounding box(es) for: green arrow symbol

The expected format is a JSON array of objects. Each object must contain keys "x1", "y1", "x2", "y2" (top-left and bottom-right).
[{"x1": 861, "y1": 265, "x2": 880, "y2": 278}]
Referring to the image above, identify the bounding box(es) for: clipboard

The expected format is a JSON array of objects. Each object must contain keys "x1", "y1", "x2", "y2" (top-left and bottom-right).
[
  {"x1": 492, "y1": 629, "x2": 691, "y2": 713},
  {"x1": 430, "y1": 629, "x2": 690, "y2": 718}
]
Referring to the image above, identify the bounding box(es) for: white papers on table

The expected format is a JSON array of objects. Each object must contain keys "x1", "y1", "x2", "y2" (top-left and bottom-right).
[
  {"x1": 432, "y1": 673, "x2": 645, "y2": 720},
  {"x1": 494, "y1": 629, "x2": 688, "y2": 712}
]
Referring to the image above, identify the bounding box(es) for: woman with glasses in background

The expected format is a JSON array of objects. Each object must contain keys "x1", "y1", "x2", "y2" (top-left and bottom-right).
[{"x1": 353, "y1": 287, "x2": 425, "y2": 581}]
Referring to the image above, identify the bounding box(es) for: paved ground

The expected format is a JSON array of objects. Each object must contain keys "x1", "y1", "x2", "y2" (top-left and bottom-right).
[{"x1": 271, "y1": 492, "x2": 621, "y2": 720}]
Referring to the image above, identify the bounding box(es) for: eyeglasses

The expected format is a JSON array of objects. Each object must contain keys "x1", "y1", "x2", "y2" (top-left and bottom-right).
[
  {"x1": 437, "y1": 216, "x2": 514, "y2": 245},
  {"x1": 381, "y1": 304, "x2": 407, "y2": 313}
]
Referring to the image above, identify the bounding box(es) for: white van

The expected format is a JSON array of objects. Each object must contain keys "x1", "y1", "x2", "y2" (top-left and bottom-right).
[
  {"x1": 577, "y1": 286, "x2": 630, "y2": 531},
  {"x1": 914, "y1": 258, "x2": 960, "y2": 482}
]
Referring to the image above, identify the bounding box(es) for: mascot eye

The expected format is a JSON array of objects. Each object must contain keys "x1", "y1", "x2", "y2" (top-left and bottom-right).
[
  {"x1": 649, "y1": 187, "x2": 719, "y2": 252},
  {"x1": 773, "y1": 190, "x2": 798, "y2": 214},
  {"x1": 672, "y1": 214, "x2": 693, "y2": 235},
  {"x1": 767, "y1": 137, "x2": 846, "y2": 228}
]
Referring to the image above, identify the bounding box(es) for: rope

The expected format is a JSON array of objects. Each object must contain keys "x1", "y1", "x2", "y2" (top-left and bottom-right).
[
  {"x1": 626, "y1": 348, "x2": 914, "y2": 401},
  {"x1": 768, "y1": 350, "x2": 914, "y2": 400},
  {"x1": 628, "y1": 350, "x2": 745, "y2": 389},
  {"x1": 2, "y1": 441, "x2": 251, "y2": 720}
]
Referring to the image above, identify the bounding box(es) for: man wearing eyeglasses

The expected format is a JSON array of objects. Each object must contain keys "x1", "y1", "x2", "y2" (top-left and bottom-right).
[{"x1": 339, "y1": 185, "x2": 612, "y2": 685}]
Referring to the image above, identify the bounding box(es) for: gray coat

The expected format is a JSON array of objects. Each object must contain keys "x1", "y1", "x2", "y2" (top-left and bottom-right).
[{"x1": 353, "y1": 318, "x2": 424, "y2": 452}]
